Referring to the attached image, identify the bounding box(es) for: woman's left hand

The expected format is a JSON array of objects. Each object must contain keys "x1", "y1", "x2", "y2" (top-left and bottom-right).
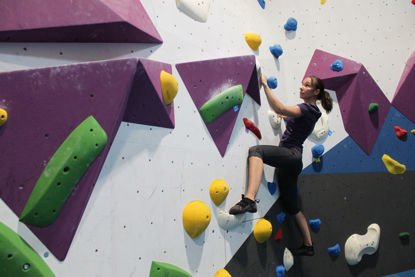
[{"x1": 260, "y1": 72, "x2": 268, "y2": 87}]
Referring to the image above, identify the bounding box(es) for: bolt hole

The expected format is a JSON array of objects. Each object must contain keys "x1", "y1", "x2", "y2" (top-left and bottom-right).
[
  {"x1": 73, "y1": 156, "x2": 78, "y2": 160},
  {"x1": 7, "y1": 254, "x2": 13, "y2": 259},
  {"x1": 63, "y1": 166, "x2": 70, "y2": 173},
  {"x1": 57, "y1": 182, "x2": 61, "y2": 186},
  {"x1": 90, "y1": 94, "x2": 94, "y2": 98},
  {"x1": 23, "y1": 263, "x2": 30, "y2": 271}
]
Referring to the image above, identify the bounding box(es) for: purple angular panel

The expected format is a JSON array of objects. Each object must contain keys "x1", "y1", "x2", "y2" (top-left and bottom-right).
[
  {"x1": 392, "y1": 52, "x2": 415, "y2": 123},
  {"x1": 176, "y1": 55, "x2": 260, "y2": 157},
  {"x1": 304, "y1": 49, "x2": 391, "y2": 155},
  {"x1": 0, "y1": 59, "x2": 138, "y2": 260},
  {"x1": 123, "y1": 58, "x2": 175, "y2": 129},
  {"x1": 0, "y1": 0, "x2": 162, "y2": 43}
]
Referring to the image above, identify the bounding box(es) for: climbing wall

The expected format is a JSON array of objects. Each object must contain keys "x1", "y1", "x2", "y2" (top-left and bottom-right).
[{"x1": 0, "y1": 0, "x2": 414, "y2": 276}]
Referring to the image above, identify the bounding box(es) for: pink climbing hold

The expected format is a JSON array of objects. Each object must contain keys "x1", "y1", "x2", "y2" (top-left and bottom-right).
[{"x1": 394, "y1": 126, "x2": 407, "y2": 140}]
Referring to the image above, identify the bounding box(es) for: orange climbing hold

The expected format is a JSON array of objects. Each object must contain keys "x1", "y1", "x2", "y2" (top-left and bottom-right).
[
  {"x1": 394, "y1": 126, "x2": 407, "y2": 140},
  {"x1": 274, "y1": 228, "x2": 283, "y2": 241}
]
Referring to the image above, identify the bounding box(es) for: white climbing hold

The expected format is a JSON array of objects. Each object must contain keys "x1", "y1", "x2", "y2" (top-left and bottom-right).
[
  {"x1": 309, "y1": 109, "x2": 329, "y2": 142},
  {"x1": 344, "y1": 223, "x2": 381, "y2": 266},
  {"x1": 216, "y1": 208, "x2": 245, "y2": 230},
  {"x1": 176, "y1": 0, "x2": 211, "y2": 22},
  {"x1": 283, "y1": 248, "x2": 294, "y2": 271},
  {"x1": 268, "y1": 110, "x2": 282, "y2": 130}
]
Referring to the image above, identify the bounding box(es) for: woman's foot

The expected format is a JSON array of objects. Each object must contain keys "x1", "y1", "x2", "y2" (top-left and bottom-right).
[
  {"x1": 291, "y1": 243, "x2": 315, "y2": 256},
  {"x1": 229, "y1": 195, "x2": 257, "y2": 215}
]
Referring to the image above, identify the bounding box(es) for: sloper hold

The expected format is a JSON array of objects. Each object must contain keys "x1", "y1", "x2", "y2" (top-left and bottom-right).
[
  {"x1": 0, "y1": 58, "x2": 138, "y2": 261},
  {"x1": 149, "y1": 261, "x2": 191, "y2": 277},
  {"x1": 0, "y1": 0, "x2": 162, "y2": 43},
  {"x1": 160, "y1": 70, "x2": 178, "y2": 105},
  {"x1": 176, "y1": 0, "x2": 212, "y2": 22},
  {"x1": 345, "y1": 223, "x2": 381, "y2": 266},
  {"x1": 0, "y1": 222, "x2": 55, "y2": 277},
  {"x1": 283, "y1": 248, "x2": 294, "y2": 271},
  {"x1": 209, "y1": 179, "x2": 229, "y2": 206},
  {"x1": 381, "y1": 154, "x2": 406, "y2": 174},
  {"x1": 253, "y1": 218, "x2": 272, "y2": 243},
  {"x1": 0, "y1": 108, "x2": 7, "y2": 127},
  {"x1": 20, "y1": 116, "x2": 107, "y2": 227},
  {"x1": 215, "y1": 208, "x2": 245, "y2": 230},
  {"x1": 214, "y1": 268, "x2": 231, "y2": 277},
  {"x1": 176, "y1": 55, "x2": 260, "y2": 156},
  {"x1": 182, "y1": 200, "x2": 211, "y2": 238},
  {"x1": 123, "y1": 59, "x2": 175, "y2": 129},
  {"x1": 244, "y1": 33, "x2": 262, "y2": 51}
]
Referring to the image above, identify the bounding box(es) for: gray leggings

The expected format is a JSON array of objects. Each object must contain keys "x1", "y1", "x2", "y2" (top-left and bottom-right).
[{"x1": 249, "y1": 145, "x2": 303, "y2": 215}]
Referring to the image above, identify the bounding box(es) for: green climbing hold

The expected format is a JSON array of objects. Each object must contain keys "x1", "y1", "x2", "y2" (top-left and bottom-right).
[
  {"x1": 0, "y1": 222, "x2": 55, "y2": 277},
  {"x1": 399, "y1": 232, "x2": 410, "y2": 240},
  {"x1": 368, "y1": 103, "x2": 379, "y2": 113},
  {"x1": 20, "y1": 116, "x2": 107, "y2": 227},
  {"x1": 149, "y1": 261, "x2": 192, "y2": 277},
  {"x1": 200, "y1": 84, "x2": 243, "y2": 123}
]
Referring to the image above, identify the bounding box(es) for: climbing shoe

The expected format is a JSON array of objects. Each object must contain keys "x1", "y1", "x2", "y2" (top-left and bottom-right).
[
  {"x1": 291, "y1": 243, "x2": 315, "y2": 256},
  {"x1": 229, "y1": 195, "x2": 258, "y2": 215}
]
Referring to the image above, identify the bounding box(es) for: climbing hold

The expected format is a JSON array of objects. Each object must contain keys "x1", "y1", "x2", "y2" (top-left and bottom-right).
[
  {"x1": 267, "y1": 181, "x2": 277, "y2": 195},
  {"x1": 200, "y1": 84, "x2": 243, "y2": 123},
  {"x1": 321, "y1": 0, "x2": 327, "y2": 4},
  {"x1": 368, "y1": 103, "x2": 379, "y2": 113},
  {"x1": 411, "y1": 129, "x2": 415, "y2": 135},
  {"x1": 328, "y1": 243, "x2": 341, "y2": 257},
  {"x1": 399, "y1": 232, "x2": 410, "y2": 241},
  {"x1": 381, "y1": 154, "x2": 406, "y2": 175},
  {"x1": 244, "y1": 33, "x2": 262, "y2": 51},
  {"x1": 253, "y1": 218, "x2": 272, "y2": 243},
  {"x1": 209, "y1": 179, "x2": 229, "y2": 206},
  {"x1": 309, "y1": 218, "x2": 322, "y2": 230},
  {"x1": 175, "y1": 0, "x2": 211, "y2": 22},
  {"x1": 309, "y1": 110, "x2": 329, "y2": 142},
  {"x1": 19, "y1": 116, "x2": 107, "y2": 227},
  {"x1": 394, "y1": 126, "x2": 407, "y2": 140},
  {"x1": 274, "y1": 228, "x2": 283, "y2": 241},
  {"x1": 0, "y1": 222, "x2": 55, "y2": 277},
  {"x1": 267, "y1": 76, "x2": 278, "y2": 89},
  {"x1": 284, "y1": 17, "x2": 297, "y2": 31},
  {"x1": 412, "y1": 0, "x2": 415, "y2": 5},
  {"x1": 277, "y1": 212, "x2": 286, "y2": 224},
  {"x1": 216, "y1": 208, "x2": 245, "y2": 230},
  {"x1": 160, "y1": 70, "x2": 178, "y2": 105},
  {"x1": 269, "y1": 44, "x2": 283, "y2": 59},
  {"x1": 344, "y1": 223, "x2": 381, "y2": 266},
  {"x1": 283, "y1": 248, "x2": 294, "y2": 271},
  {"x1": 243, "y1": 118, "x2": 262, "y2": 139},
  {"x1": 311, "y1": 144, "x2": 324, "y2": 162},
  {"x1": 149, "y1": 261, "x2": 191, "y2": 277},
  {"x1": 214, "y1": 268, "x2": 232, "y2": 277},
  {"x1": 257, "y1": 0, "x2": 265, "y2": 9},
  {"x1": 0, "y1": 108, "x2": 7, "y2": 127},
  {"x1": 276, "y1": 265, "x2": 286, "y2": 277},
  {"x1": 268, "y1": 110, "x2": 282, "y2": 130},
  {"x1": 330, "y1": 59, "x2": 344, "y2": 71},
  {"x1": 182, "y1": 200, "x2": 211, "y2": 238}
]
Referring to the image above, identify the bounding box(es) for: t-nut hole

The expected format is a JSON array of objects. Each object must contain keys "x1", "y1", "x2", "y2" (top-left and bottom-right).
[
  {"x1": 73, "y1": 156, "x2": 78, "y2": 160},
  {"x1": 57, "y1": 182, "x2": 61, "y2": 186},
  {"x1": 22, "y1": 263, "x2": 30, "y2": 271},
  {"x1": 63, "y1": 166, "x2": 70, "y2": 173},
  {"x1": 7, "y1": 254, "x2": 13, "y2": 259}
]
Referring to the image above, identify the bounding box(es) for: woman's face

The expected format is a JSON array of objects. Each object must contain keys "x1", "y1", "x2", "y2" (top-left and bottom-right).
[{"x1": 300, "y1": 77, "x2": 319, "y2": 100}]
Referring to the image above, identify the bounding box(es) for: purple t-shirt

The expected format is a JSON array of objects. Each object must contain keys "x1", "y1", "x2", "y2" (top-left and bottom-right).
[{"x1": 279, "y1": 103, "x2": 321, "y2": 152}]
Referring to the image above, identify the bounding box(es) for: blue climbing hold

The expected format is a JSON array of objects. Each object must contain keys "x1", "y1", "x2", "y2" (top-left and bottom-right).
[
  {"x1": 330, "y1": 59, "x2": 344, "y2": 72},
  {"x1": 269, "y1": 44, "x2": 283, "y2": 59},
  {"x1": 328, "y1": 243, "x2": 341, "y2": 257},
  {"x1": 311, "y1": 144, "x2": 325, "y2": 159},
  {"x1": 309, "y1": 218, "x2": 321, "y2": 230},
  {"x1": 277, "y1": 212, "x2": 286, "y2": 224},
  {"x1": 267, "y1": 77, "x2": 278, "y2": 89},
  {"x1": 257, "y1": 0, "x2": 265, "y2": 9},
  {"x1": 267, "y1": 182, "x2": 277, "y2": 195},
  {"x1": 276, "y1": 265, "x2": 286, "y2": 277},
  {"x1": 328, "y1": 130, "x2": 333, "y2": 136},
  {"x1": 284, "y1": 17, "x2": 297, "y2": 31}
]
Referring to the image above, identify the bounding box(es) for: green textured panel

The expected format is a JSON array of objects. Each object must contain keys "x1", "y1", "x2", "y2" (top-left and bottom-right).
[
  {"x1": 20, "y1": 116, "x2": 107, "y2": 227},
  {"x1": 0, "y1": 222, "x2": 55, "y2": 277},
  {"x1": 199, "y1": 84, "x2": 243, "y2": 123},
  {"x1": 149, "y1": 261, "x2": 192, "y2": 277}
]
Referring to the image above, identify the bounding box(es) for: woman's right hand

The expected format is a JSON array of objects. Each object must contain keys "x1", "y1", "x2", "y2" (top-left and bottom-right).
[{"x1": 260, "y1": 72, "x2": 268, "y2": 87}]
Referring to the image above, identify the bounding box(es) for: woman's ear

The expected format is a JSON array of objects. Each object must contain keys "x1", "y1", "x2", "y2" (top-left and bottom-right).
[{"x1": 314, "y1": 89, "x2": 320, "y2": 96}]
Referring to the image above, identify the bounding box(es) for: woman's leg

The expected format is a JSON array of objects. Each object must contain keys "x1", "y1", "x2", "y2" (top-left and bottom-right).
[
  {"x1": 294, "y1": 211, "x2": 313, "y2": 246},
  {"x1": 245, "y1": 156, "x2": 264, "y2": 201}
]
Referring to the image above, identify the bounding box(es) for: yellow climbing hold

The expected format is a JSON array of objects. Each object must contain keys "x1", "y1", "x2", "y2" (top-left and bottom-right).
[
  {"x1": 160, "y1": 70, "x2": 178, "y2": 105},
  {"x1": 382, "y1": 154, "x2": 406, "y2": 175},
  {"x1": 244, "y1": 33, "x2": 262, "y2": 51},
  {"x1": 411, "y1": 129, "x2": 415, "y2": 135},
  {"x1": 214, "y1": 268, "x2": 232, "y2": 277},
  {"x1": 253, "y1": 218, "x2": 272, "y2": 243},
  {"x1": 320, "y1": 0, "x2": 326, "y2": 4},
  {"x1": 182, "y1": 200, "x2": 211, "y2": 238},
  {"x1": 0, "y1": 108, "x2": 7, "y2": 127},
  {"x1": 209, "y1": 179, "x2": 229, "y2": 206}
]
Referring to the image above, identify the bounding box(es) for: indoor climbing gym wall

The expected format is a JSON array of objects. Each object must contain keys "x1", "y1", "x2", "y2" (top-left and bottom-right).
[{"x1": 0, "y1": 0, "x2": 414, "y2": 276}]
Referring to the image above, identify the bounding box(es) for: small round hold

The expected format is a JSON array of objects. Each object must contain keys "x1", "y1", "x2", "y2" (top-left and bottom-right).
[{"x1": 0, "y1": 108, "x2": 7, "y2": 127}]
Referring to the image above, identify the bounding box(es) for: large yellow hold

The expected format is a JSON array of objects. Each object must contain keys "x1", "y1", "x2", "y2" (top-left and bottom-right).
[
  {"x1": 160, "y1": 70, "x2": 178, "y2": 105},
  {"x1": 253, "y1": 218, "x2": 272, "y2": 243},
  {"x1": 382, "y1": 154, "x2": 406, "y2": 174},
  {"x1": 244, "y1": 33, "x2": 262, "y2": 51},
  {"x1": 209, "y1": 179, "x2": 229, "y2": 206},
  {"x1": 0, "y1": 108, "x2": 7, "y2": 127},
  {"x1": 182, "y1": 200, "x2": 211, "y2": 238},
  {"x1": 214, "y1": 268, "x2": 231, "y2": 277}
]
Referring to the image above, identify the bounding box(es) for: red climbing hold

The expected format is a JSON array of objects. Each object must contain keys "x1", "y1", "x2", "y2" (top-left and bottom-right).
[
  {"x1": 274, "y1": 228, "x2": 283, "y2": 241},
  {"x1": 243, "y1": 118, "x2": 262, "y2": 139},
  {"x1": 412, "y1": 0, "x2": 415, "y2": 5},
  {"x1": 394, "y1": 126, "x2": 407, "y2": 140}
]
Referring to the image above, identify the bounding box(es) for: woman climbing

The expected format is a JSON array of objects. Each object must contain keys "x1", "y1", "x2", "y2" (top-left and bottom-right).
[{"x1": 229, "y1": 72, "x2": 333, "y2": 256}]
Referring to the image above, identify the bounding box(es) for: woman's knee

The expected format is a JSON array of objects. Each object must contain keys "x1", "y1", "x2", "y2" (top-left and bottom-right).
[{"x1": 248, "y1": 145, "x2": 263, "y2": 159}]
